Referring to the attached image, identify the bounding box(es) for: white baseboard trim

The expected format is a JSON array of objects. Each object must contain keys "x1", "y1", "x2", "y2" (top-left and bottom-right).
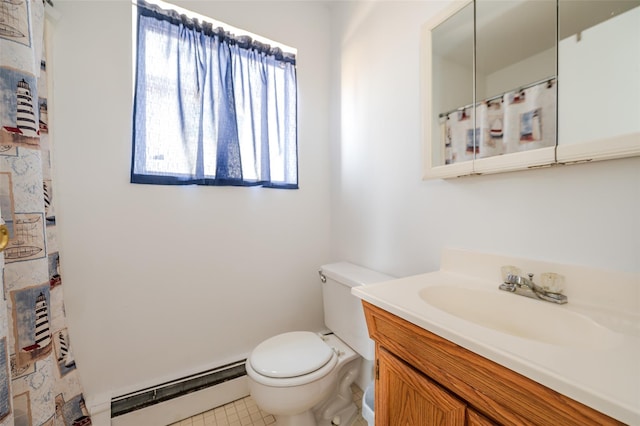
[{"x1": 110, "y1": 376, "x2": 249, "y2": 426}]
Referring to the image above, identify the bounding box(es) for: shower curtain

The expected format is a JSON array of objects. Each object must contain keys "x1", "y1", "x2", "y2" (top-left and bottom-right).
[{"x1": 0, "y1": 1, "x2": 91, "y2": 425}]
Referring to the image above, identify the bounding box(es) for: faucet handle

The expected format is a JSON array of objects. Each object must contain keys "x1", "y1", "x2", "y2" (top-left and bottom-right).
[
  {"x1": 503, "y1": 274, "x2": 516, "y2": 284},
  {"x1": 540, "y1": 272, "x2": 565, "y2": 293},
  {"x1": 527, "y1": 273, "x2": 534, "y2": 282},
  {"x1": 501, "y1": 265, "x2": 521, "y2": 282}
]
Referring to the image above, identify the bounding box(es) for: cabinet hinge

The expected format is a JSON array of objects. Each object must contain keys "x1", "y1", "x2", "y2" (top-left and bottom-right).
[{"x1": 375, "y1": 359, "x2": 379, "y2": 380}]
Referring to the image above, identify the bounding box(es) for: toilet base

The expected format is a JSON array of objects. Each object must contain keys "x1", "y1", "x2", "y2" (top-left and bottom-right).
[
  {"x1": 314, "y1": 358, "x2": 360, "y2": 425},
  {"x1": 273, "y1": 403, "x2": 357, "y2": 426},
  {"x1": 316, "y1": 403, "x2": 357, "y2": 426},
  {"x1": 274, "y1": 410, "x2": 316, "y2": 426}
]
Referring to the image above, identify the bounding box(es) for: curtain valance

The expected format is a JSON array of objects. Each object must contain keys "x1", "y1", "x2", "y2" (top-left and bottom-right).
[{"x1": 136, "y1": 0, "x2": 296, "y2": 64}]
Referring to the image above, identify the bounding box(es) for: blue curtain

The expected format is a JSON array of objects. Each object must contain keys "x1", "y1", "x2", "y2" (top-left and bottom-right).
[{"x1": 131, "y1": 1, "x2": 298, "y2": 189}]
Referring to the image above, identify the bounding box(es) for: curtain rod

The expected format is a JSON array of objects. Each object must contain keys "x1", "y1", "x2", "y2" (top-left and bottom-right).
[{"x1": 438, "y1": 76, "x2": 557, "y2": 119}]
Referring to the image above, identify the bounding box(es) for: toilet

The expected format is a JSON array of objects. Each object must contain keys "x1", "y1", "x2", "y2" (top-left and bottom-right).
[{"x1": 245, "y1": 262, "x2": 392, "y2": 426}]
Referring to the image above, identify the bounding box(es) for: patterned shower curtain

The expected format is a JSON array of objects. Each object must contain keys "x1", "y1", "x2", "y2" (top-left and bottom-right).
[{"x1": 0, "y1": 1, "x2": 91, "y2": 425}]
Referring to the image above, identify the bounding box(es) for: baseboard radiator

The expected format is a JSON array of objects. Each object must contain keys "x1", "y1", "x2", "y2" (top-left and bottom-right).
[{"x1": 111, "y1": 360, "x2": 247, "y2": 417}]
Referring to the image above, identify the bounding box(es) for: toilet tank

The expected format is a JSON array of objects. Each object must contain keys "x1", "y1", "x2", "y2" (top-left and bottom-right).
[{"x1": 320, "y1": 262, "x2": 393, "y2": 360}]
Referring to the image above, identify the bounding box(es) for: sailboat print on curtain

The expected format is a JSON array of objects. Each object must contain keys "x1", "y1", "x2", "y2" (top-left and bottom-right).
[
  {"x1": 3, "y1": 213, "x2": 45, "y2": 263},
  {"x1": 0, "y1": 0, "x2": 30, "y2": 46}
]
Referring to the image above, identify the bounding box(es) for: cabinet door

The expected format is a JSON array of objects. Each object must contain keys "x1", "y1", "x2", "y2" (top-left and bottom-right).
[{"x1": 376, "y1": 348, "x2": 466, "y2": 425}]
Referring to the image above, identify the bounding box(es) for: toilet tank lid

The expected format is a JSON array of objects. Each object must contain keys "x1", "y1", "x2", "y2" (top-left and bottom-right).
[{"x1": 320, "y1": 262, "x2": 393, "y2": 288}]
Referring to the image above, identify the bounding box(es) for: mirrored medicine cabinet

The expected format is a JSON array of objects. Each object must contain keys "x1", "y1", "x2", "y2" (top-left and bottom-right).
[{"x1": 422, "y1": 0, "x2": 640, "y2": 179}]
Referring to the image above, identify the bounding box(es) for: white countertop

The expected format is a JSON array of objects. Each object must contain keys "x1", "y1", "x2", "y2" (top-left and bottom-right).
[{"x1": 352, "y1": 269, "x2": 640, "y2": 424}]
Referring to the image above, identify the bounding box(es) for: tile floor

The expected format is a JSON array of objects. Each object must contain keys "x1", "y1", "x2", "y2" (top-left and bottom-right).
[{"x1": 169, "y1": 384, "x2": 368, "y2": 426}]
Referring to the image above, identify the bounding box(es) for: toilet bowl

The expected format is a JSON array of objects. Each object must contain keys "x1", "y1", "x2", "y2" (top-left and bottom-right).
[{"x1": 245, "y1": 262, "x2": 393, "y2": 426}]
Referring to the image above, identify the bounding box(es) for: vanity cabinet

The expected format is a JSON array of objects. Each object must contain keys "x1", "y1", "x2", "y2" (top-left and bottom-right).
[
  {"x1": 377, "y1": 347, "x2": 465, "y2": 424},
  {"x1": 378, "y1": 346, "x2": 494, "y2": 425},
  {"x1": 362, "y1": 301, "x2": 623, "y2": 426}
]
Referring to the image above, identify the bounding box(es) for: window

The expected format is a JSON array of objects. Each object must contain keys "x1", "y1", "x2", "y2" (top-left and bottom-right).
[{"x1": 131, "y1": 0, "x2": 298, "y2": 189}]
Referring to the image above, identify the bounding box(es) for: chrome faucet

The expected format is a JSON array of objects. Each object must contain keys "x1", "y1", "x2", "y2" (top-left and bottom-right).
[{"x1": 499, "y1": 273, "x2": 568, "y2": 304}]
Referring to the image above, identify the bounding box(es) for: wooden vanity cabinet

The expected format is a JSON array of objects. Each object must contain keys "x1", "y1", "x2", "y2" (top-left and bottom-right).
[
  {"x1": 362, "y1": 301, "x2": 623, "y2": 426},
  {"x1": 377, "y1": 346, "x2": 494, "y2": 425}
]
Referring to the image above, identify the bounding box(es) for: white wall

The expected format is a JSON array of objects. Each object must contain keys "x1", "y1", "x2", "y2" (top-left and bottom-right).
[
  {"x1": 329, "y1": 1, "x2": 640, "y2": 279},
  {"x1": 49, "y1": 0, "x2": 332, "y2": 410}
]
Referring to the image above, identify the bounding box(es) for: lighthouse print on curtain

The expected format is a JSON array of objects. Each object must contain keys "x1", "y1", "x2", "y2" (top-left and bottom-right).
[{"x1": 0, "y1": 1, "x2": 92, "y2": 425}]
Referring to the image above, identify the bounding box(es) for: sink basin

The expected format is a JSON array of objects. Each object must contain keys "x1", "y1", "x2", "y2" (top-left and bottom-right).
[{"x1": 419, "y1": 285, "x2": 621, "y2": 349}]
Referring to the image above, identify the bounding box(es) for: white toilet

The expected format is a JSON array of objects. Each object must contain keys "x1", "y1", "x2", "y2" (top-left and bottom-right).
[{"x1": 245, "y1": 262, "x2": 392, "y2": 426}]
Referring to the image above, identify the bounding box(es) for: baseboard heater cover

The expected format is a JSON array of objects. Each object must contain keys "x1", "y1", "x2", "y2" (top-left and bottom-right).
[{"x1": 111, "y1": 360, "x2": 247, "y2": 418}]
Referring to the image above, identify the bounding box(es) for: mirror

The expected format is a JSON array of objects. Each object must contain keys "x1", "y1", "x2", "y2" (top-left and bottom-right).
[
  {"x1": 474, "y1": 0, "x2": 556, "y2": 161},
  {"x1": 426, "y1": 0, "x2": 557, "y2": 177},
  {"x1": 557, "y1": 1, "x2": 640, "y2": 162},
  {"x1": 430, "y1": 2, "x2": 474, "y2": 173},
  {"x1": 424, "y1": 0, "x2": 640, "y2": 179}
]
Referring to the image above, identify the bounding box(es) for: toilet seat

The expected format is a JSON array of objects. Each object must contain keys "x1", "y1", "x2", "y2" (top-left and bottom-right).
[
  {"x1": 247, "y1": 331, "x2": 339, "y2": 387},
  {"x1": 250, "y1": 331, "x2": 334, "y2": 378}
]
